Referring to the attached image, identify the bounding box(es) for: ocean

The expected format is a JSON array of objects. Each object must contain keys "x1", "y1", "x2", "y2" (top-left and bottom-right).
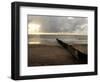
[{"x1": 28, "y1": 34, "x2": 87, "y2": 45}]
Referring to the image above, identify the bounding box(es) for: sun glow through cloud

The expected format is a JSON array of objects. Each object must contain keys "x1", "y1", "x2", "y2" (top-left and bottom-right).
[{"x1": 28, "y1": 23, "x2": 40, "y2": 34}]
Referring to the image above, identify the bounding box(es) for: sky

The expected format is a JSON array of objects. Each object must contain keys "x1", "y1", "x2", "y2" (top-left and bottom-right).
[{"x1": 28, "y1": 15, "x2": 88, "y2": 35}]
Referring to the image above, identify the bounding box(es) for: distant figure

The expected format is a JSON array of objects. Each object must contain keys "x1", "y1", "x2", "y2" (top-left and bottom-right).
[{"x1": 56, "y1": 38, "x2": 87, "y2": 63}]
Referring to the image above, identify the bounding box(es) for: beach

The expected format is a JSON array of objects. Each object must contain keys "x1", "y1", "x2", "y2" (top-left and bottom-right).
[{"x1": 28, "y1": 44, "x2": 87, "y2": 66}]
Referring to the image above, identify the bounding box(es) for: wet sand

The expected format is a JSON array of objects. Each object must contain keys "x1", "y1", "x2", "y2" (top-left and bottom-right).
[{"x1": 28, "y1": 44, "x2": 87, "y2": 66}]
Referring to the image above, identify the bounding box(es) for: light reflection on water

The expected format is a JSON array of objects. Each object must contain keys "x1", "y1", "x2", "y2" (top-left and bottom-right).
[{"x1": 28, "y1": 34, "x2": 87, "y2": 45}]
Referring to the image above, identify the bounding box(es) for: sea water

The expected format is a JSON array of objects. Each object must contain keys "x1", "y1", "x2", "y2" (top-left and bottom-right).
[{"x1": 28, "y1": 34, "x2": 87, "y2": 45}]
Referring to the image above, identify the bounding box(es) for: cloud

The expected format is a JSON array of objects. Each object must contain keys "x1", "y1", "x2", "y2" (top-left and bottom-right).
[{"x1": 28, "y1": 15, "x2": 88, "y2": 34}]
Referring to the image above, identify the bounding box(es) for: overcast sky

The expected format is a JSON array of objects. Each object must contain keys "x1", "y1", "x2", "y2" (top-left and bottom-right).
[{"x1": 28, "y1": 15, "x2": 88, "y2": 34}]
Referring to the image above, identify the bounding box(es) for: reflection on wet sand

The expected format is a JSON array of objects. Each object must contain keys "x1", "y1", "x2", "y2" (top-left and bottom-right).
[{"x1": 28, "y1": 44, "x2": 87, "y2": 66}]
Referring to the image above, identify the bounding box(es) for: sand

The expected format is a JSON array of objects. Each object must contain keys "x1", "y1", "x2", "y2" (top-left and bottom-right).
[{"x1": 28, "y1": 44, "x2": 87, "y2": 66}]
